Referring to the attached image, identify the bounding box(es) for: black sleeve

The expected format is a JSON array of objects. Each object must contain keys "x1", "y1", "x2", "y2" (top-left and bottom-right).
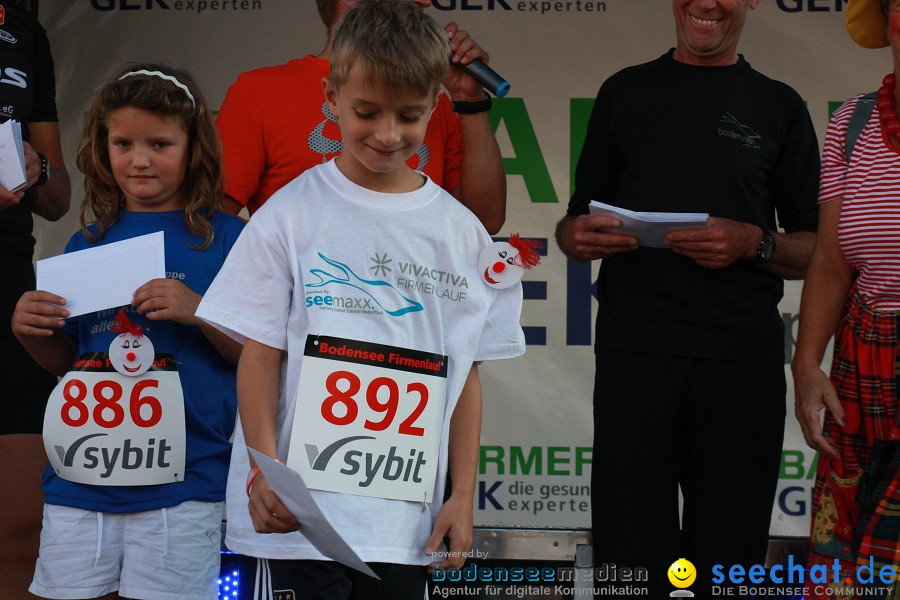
[
  {"x1": 29, "y1": 15, "x2": 57, "y2": 123},
  {"x1": 567, "y1": 80, "x2": 619, "y2": 217},
  {"x1": 770, "y1": 90, "x2": 819, "y2": 233}
]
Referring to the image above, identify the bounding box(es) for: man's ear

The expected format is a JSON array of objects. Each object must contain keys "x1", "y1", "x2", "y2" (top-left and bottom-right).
[
  {"x1": 429, "y1": 90, "x2": 440, "y2": 115},
  {"x1": 748, "y1": 0, "x2": 760, "y2": 9},
  {"x1": 322, "y1": 76, "x2": 339, "y2": 116}
]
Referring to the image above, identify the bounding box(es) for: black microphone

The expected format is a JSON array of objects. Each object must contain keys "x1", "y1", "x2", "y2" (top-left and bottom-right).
[{"x1": 456, "y1": 58, "x2": 510, "y2": 98}]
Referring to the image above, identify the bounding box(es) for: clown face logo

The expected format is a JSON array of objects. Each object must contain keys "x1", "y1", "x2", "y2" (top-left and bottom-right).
[
  {"x1": 477, "y1": 241, "x2": 526, "y2": 289},
  {"x1": 108, "y1": 332, "x2": 155, "y2": 377}
]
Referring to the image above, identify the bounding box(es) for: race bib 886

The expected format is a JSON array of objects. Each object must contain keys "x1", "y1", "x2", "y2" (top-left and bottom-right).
[{"x1": 43, "y1": 352, "x2": 186, "y2": 486}]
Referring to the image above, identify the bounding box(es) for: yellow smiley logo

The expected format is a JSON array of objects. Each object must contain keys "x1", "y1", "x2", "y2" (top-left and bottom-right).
[{"x1": 668, "y1": 558, "x2": 696, "y2": 588}]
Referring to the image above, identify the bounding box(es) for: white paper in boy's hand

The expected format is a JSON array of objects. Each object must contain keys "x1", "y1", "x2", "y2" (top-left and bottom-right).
[
  {"x1": 0, "y1": 119, "x2": 27, "y2": 192},
  {"x1": 36, "y1": 232, "x2": 165, "y2": 318},
  {"x1": 247, "y1": 448, "x2": 379, "y2": 580}
]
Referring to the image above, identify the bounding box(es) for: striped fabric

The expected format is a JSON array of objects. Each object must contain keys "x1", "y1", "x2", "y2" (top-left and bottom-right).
[
  {"x1": 820, "y1": 95, "x2": 900, "y2": 310},
  {"x1": 808, "y1": 292, "x2": 900, "y2": 600}
]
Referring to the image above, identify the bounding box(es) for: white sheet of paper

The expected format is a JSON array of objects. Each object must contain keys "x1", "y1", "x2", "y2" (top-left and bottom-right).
[
  {"x1": 248, "y1": 449, "x2": 379, "y2": 579},
  {"x1": 0, "y1": 119, "x2": 27, "y2": 192},
  {"x1": 588, "y1": 200, "x2": 709, "y2": 248},
  {"x1": 36, "y1": 232, "x2": 165, "y2": 317}
]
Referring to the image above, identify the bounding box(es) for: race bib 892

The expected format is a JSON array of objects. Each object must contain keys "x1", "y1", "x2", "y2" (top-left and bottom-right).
[{"x1": 288, "y1": 336, "x2": 448, "y2": 503}]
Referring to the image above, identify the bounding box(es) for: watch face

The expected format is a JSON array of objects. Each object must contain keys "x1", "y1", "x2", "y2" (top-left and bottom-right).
[{"x1": 759, "y1": 236, "x2": 776, "y2": 262}]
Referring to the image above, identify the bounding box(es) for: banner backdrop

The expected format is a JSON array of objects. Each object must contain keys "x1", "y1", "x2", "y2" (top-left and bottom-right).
[{"x1": 33, "y1": 0, "x2": 886, "y2": 537}]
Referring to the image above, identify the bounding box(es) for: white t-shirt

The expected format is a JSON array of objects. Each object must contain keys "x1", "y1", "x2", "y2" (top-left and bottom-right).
[{"x1": 197, "y1": 159, "x2": 525, "y2": 565}]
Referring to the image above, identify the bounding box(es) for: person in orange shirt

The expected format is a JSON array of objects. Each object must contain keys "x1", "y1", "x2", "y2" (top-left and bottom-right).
[{"x1": 216, "y1": 0, "x2": 506, "y2": 233}]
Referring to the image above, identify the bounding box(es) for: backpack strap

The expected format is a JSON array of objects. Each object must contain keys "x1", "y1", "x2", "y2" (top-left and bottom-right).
[{"x1": 846, "y1": 91, "x2": 878, "y2": 163}]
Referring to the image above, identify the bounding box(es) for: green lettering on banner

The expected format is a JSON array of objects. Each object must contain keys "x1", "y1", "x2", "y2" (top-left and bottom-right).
[
  {"x1": 570, "y1": 98, "x2": 595, "y2": 197},
  {"x1": 480, "y1": 446, "x2": 593, "y2": 476},
  {"x1": 511, "y1": 446, "x2": 542, "y2": 475},
  {"x1": 575, "y1": 446, "x2": 592, "y2": 476},
  {"x1": 780, "y1": 450, "x2": 806, "y2": 479},
  {"x1": 547, "y1": 446, "x2": 570, "y2": 475},
  {"x1": 778, "y1": 450, "x2": 819, "y2": 480},
  {"x1": 489, "y1": 98, "x2": 557, "y2": 203},
  {"x1": 480, "y1": 445, "x2": 505, "y2": 475}
]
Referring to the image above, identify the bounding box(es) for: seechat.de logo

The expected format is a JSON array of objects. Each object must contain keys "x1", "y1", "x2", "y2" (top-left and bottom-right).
[{"x1": 668, "y1": 558, "x2": 697, "y2": 598}]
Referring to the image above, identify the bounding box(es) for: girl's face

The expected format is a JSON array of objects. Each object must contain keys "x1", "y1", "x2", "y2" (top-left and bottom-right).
[{"x1": 107, "y1": 106, "x2": 189, "y2": 212}]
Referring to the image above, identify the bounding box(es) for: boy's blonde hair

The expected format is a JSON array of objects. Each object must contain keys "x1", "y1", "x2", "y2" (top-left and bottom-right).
[
  {"x1": 76, "y1": 63, "x2": 223, "y2": 250},
  {"x1": 329, "y1": 0, "x2": 449, "y2": 99}
]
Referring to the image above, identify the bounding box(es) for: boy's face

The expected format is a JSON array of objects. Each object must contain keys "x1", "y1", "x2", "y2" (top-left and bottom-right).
[{"x1": 323, "y1": 64, "x2": 438, "y2": 191}]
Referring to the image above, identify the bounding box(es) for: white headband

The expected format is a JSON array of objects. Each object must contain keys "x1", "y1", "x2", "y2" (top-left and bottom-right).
[{"x1": 118, "y1": 69, "x2": 196, "y2": 108}]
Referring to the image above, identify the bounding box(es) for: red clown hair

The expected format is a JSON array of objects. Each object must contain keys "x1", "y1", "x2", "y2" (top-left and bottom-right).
[
  {"x1": 509, "y1": 233, "x2": 542, "y2": 270},
  {"x1": 109, "y1": 308, "x2": 144, "y2": 337}
]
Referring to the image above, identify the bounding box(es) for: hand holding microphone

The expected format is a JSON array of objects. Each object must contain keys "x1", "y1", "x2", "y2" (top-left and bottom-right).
[
  {"x1": 445, "y1": 22, "x2": 510, "y2": 98},
  {"x1": 456, "y1": 58, "x2": 510, "y2": 98}
]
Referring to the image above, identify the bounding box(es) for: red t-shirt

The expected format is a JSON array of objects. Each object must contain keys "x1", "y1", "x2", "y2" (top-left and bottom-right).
[{"x1": 217, "y1": 55, "x2": 463, "y2": 215}]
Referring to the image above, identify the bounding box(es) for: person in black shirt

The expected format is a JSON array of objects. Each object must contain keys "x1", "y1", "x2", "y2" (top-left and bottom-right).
[
  {"x1": 0, "y1": 4, "x2": 71, "y2": 599},
  {"x1": 556, "y1": 1, "x2": 819, "y2": 597}
]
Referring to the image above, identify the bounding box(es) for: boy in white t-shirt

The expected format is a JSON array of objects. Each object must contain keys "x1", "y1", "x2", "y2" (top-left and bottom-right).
[{"x1": 196, "y1": 0, "x2": 525, "y2": 597}]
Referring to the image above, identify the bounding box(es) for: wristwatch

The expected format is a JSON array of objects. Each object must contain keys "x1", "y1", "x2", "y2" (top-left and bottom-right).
[
  {"x1": 34, "y1": 153, "x2": 50, "y2": 187},
  {"x1": 756, "y1": 228, "x2": 776, "y2": 263},
  {"x1": 452, "y1": 96, "x2": 492, "y2": 114}
]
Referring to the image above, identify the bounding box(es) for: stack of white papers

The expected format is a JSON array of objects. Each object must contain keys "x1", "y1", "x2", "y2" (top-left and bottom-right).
[
  {"x1": 0, "y1": 119, "x2": 27, "y2": 192},
  {"x1": 588, "y1": 200, "x2": 709, "y2": 248}
]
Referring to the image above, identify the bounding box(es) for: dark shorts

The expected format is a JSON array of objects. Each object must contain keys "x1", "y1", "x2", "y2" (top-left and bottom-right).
[
  {"x1": 0, "y1": 365, "x2": 57, "y2": 435},
  {"x1": 236, "y1": 555, "x2": 428, "y2": 600}
]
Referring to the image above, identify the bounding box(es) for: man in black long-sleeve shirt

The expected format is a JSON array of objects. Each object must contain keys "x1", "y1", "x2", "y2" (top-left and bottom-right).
[{"x1": 556, "y1": 1, "x2": 820, "y2": 597}]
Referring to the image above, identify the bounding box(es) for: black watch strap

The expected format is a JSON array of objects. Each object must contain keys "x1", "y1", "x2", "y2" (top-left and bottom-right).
[
  {"x1": 452, "y1": 96, "x2": 492, "y2": 114},
  {"x1": 34, "y1": 153, "x2": 49, "y2": 187}
]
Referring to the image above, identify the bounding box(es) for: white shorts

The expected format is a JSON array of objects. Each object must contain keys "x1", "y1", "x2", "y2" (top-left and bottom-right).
[{"x1": 30, "y1": 500, "x2": 224, "y2": 600}]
